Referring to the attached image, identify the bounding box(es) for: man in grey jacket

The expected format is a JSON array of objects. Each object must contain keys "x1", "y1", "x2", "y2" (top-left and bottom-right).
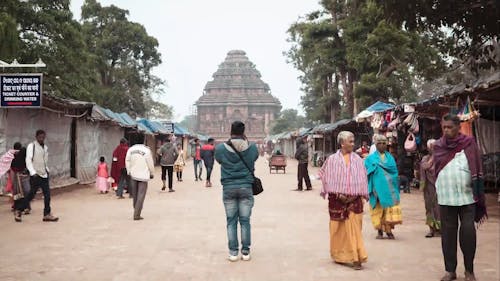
[
  {"x1": 294, "y1": 136, "x2": 312, "y2": 191},
  {"x1": 159, "y1": 137, "x2": 178, "y2": 192}
]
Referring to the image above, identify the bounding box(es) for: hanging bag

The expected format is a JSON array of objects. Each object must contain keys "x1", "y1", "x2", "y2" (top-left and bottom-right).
[
  {"x1": 404, "y1": 133, "x2": 417, "y2": 152},
  {"x1": 226, "y1": 141, "x2": 263, "y2": 195}
]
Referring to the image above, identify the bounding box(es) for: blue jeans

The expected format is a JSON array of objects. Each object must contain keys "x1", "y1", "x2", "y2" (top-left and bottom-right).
[
  {"x1": 194, "y1": 159, "x2": 203, "y2": 179},
  {"x1": 223, "y1": 187, "x2": 254, "y2": 256}
]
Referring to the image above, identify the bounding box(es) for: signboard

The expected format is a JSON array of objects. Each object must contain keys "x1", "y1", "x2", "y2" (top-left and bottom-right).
[
  {"x1": 163, "y1": 122, "x2": 174, "y2": 134},
  {"x1": 0, "y1": 73, "x2": 42, "y2": 107}
]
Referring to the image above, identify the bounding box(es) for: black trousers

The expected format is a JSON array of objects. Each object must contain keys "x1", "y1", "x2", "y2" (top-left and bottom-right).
[
  {"x1": 205, "y1": 165, "x2": 213, "y2": 181},
  {"x1": 440, "y1": 204, "x2": 476, "y2": 273},
  {"x1": 24, "y1": 175, "x2": 51, "y2": 216},
  {"x1": 161, "y1": 166, "x2": 174, "y2": 189},
  {"x1": 297, "y1": 163, "x2": 311, "y2": 189}
]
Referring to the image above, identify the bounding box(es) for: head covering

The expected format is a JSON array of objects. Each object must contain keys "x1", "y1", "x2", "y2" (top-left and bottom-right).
[
  {"x1": 231, "y1": 121, "x2": 245, "y2": 136},
  {"x1": 365, "y1": 151, "x2": 400, "y2": 209}
]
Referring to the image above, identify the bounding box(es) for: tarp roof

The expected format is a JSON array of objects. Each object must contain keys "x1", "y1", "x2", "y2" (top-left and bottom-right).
[
  {"x1": 174, "y1": 124, "x2": 190, "y2": 136},
  {"x1": 298, "y1": 127, "x2": 313, "y2": 136},
  {"x1": 312, "y1": 119, "x2": 355, "y2": 134},
  {"x1": 137, "y1": 119, "x2": 172, "y2": 134},
  {"x1": 90, "y1": 105, "x2": 136, "y2": 128},
  {"x1": 355, "y1": 101, "x2": 395, "y2": 121},
  {"x1": 137, "y1": 122, "x2": 153, "y2": 134}
]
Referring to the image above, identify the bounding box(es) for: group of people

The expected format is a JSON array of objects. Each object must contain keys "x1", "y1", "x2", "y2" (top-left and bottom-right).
[
  {"x1": 316, "y1": 114, "x2": 485, "y2": 281},
  {"x1": 0, "y1": 114, "x2": 488, "y2": 281},
  {"x1": 93, "y1": 135, "x2": 216, "y2": 220},
  {"x1": 0, "y1": 130, "x2": 59, "y2": 222}
]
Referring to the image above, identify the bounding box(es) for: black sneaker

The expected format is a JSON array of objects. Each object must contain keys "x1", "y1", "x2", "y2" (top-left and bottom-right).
[{"x1": 14, "y1": 211, "x2": 22, "y2": 222}]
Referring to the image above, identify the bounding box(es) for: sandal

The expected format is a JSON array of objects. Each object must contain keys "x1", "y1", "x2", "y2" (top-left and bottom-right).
[
  {"x1": 352, "y1": 262, "x2": 363, "y2": 270},
  {"x1": 376, "y1": 230, "x2": 384, "y2": 239},
  {"x1": 425, "y1": 232, "x2": 434, "y2": 238},
  {"x1": 386, "y1": 233, "x2": 395, "y2": 239}
]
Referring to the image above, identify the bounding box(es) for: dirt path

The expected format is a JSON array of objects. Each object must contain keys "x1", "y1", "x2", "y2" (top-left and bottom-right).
[{"x1": 0, "y1": 157, "x2": 498, "y2": 281}]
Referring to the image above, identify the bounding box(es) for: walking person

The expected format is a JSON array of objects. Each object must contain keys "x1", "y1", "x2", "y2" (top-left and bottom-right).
[
  {"x1": 318, "y1": 131, "x2": 369, "y2": 270},
  {"x1": 0, "y1": 144, "x2": 27, "y2": 222},
  {"x1": 294, "y1": 136, "x2": 312, "y2": 191},
  {"x1": 420, "y1": 139, "x2": 441, "y2": 238},
  {"x1": 24, "y1": 130, "x2": 59, "y2": 222},
  {"x1": 215, "y1": 121, "x2": 259, "y2": 262},
  {"x1": 159, "y1": 136, "x2": 178, "y2": 192},
  {"x1": 9, "y1": 143, "x2": 31, "y2": 222},
  {"x1": 96, "y1": 156, "x2": 110, "y2": 194},
  {"x1": 111, "y1": 138, "x2": 129, "y2": 199},
  {"x1": 125, "y1": 141, "x2": 155, "y2": 220},
  {"x1": 192, "y1": 138, "x2": 203, "y2": 181},
  {"x1": 174, "y1": 143, "x2": 185, "y2": 182},
  {"x1": 433, "y1": 114, "x2": 487, "y2": 281},
  {"x1": 365, "y1": 135, "x2": 402, "y2": 239},
  {"x1": 201, "y1": 138, "x2": 215, "y2": 187}
]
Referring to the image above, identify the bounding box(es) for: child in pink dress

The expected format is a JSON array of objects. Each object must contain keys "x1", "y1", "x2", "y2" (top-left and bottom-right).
[{"x1": 96, "y1": 156, "x2": 109, "y2": 193}]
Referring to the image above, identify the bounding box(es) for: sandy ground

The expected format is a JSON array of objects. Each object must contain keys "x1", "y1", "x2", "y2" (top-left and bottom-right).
[{"x1": 0, "y1": 157, "x2": 498, "y2": 281}]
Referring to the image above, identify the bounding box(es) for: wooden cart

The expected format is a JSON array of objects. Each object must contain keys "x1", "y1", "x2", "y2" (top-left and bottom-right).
[{"x1": 269, "y1": 155, "x2": 287, "y2": 174}]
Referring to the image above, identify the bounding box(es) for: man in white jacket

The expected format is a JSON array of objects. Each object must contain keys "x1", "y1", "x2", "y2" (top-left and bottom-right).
[{"x1": 125, "y1": 142, "x2": 155, "y2": 220}]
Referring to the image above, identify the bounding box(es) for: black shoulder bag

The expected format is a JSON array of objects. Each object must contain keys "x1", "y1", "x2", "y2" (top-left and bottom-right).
[{"x1": 226, "y1": 141, "x2": 263, "y2": 195}]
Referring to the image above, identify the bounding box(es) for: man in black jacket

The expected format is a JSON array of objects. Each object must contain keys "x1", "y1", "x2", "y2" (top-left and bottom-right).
[
  {"x1": 201, "y1": 138, "x2": 215, "y2": 187},
  {"x1": 294, "y1": 136, "x2": 312, "y2": 191}
]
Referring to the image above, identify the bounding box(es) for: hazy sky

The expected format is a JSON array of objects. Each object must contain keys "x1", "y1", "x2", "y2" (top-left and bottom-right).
[{"x1": 70, "y1": 0, "x2": 320, "y2": 121}]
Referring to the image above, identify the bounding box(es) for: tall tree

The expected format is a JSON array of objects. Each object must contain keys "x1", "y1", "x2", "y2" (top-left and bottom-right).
[
  {"x1": 0, "y1": 0, "x2": 96, "y2": 99},
  {"x1": 378, "y1": 0, "x2": 500, "y2": 73},
  {"x1": 80, "y1": 0, "x2": 162, "y2": 116},
  {"x1": 286, "y1": 0, "x2": 446, "y2": 121},
  {"x1": 271, "y1": 109, "x2": 308, "y2": 134}
]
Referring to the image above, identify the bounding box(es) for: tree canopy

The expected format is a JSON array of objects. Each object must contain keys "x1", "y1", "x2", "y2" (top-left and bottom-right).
[
  {"x1": 0, "y1": 0, "x2": 172, "y2": 118},
  {"x1": 377, "y1": 0, "x2": 499, "y2": 72},
  {"x1": 286, "y1": 0, "x2": 447, "y2": 123},
  {"x1": 271, "y1": 109, "x2": 308, "y2": 135}
]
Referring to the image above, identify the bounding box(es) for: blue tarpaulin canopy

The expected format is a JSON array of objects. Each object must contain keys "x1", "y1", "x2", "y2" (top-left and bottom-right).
[
  {"x1": 137, "y1": 119, "x2": 172, "y2": 134},
  {"x1": 173, "y1": 124, "x2": 190, "y2": 136},
  {"x1": 355, "y1": 101, "x2": 395, "y2": 122}
]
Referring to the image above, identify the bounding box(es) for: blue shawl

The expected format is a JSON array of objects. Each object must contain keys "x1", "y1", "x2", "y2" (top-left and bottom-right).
[{"x1": 365, "y1": 151, "x2": 400, "y2": 209}]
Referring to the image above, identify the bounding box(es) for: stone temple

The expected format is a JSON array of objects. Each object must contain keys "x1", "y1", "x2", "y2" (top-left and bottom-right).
[{"x1": 195, "y1": 50, "x2": 281, "y2": 142}]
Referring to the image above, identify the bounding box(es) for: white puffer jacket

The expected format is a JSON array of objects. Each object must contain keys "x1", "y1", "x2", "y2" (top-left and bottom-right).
[{"x1": 125, "y1": 144, "x2": 155, "y2": 182}]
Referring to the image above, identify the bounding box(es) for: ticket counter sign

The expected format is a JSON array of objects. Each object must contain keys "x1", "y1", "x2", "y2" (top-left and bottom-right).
[{"x1": 0, "y1": 74, "x2": 42, "y2": 107}]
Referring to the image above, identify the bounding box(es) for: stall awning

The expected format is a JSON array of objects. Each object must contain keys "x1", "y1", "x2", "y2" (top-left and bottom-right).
[
  {"x1": 355, "y1": 101, "x2": 395, "y2": 122},
  {"x1": 312, "y1": 119, "x2": 355, "y2": 134}
]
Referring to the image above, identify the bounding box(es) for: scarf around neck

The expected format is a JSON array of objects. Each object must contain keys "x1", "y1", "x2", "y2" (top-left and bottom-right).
[
  {"x1": 318, "y1": 150, "x2": 368, "y2": 198},
  {"x1": 433, "y1": 133, "x2": 487, "y2": 223}
]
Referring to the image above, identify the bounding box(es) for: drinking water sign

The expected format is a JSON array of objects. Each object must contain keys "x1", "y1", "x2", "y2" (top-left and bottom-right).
[{"x1": 0, "y1": 74, "x2": 42, "y2": 107}]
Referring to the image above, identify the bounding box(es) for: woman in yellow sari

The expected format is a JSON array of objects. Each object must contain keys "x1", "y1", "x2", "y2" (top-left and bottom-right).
[
  {"x1": 365, "y1": 135, "x2": 402, "y2": 239},
  {"x1": 319, "y1": 131, "x2": 369, "y2": 270}
]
